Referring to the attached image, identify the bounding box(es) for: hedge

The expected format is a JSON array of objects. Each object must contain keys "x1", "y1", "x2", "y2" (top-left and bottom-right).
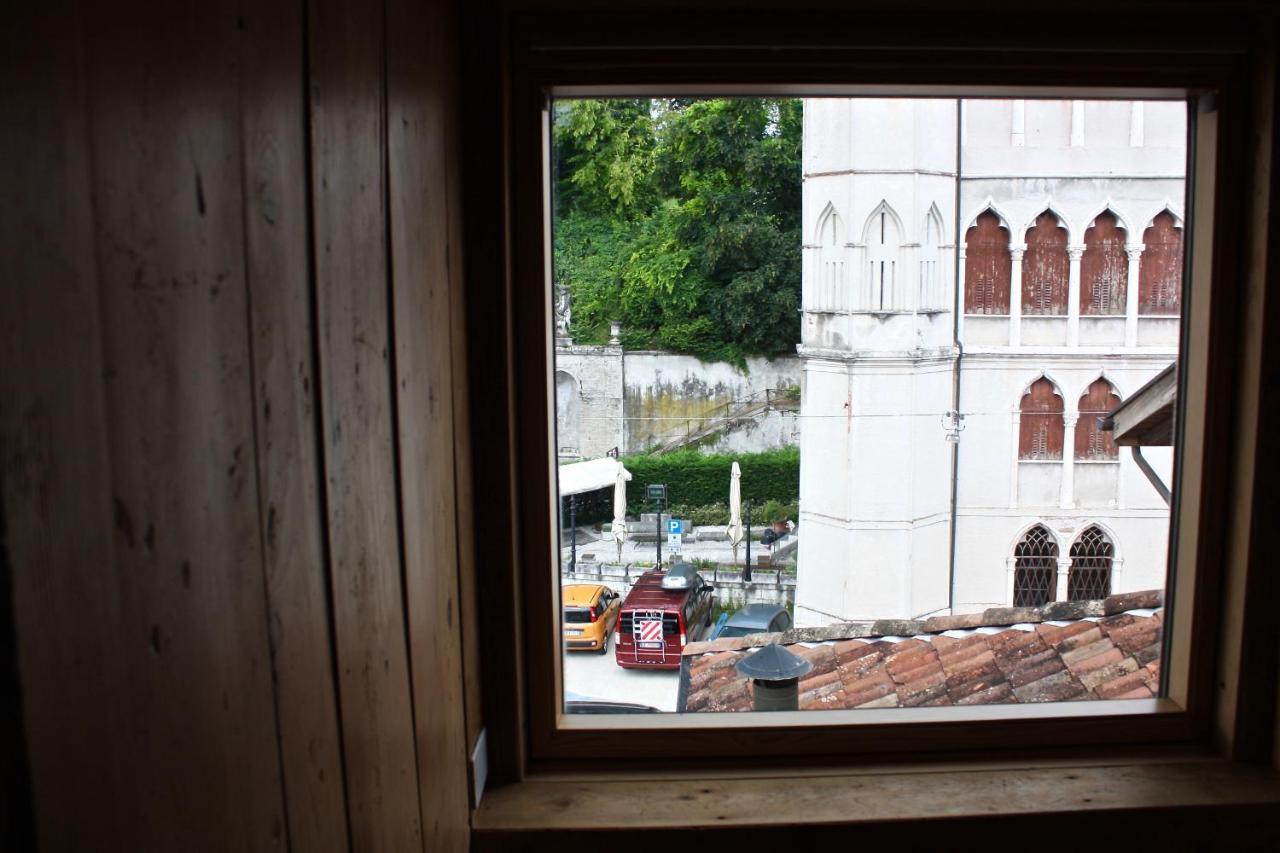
[{"x1": 623, "y1": 447, "x2": 799, "y2": 515}]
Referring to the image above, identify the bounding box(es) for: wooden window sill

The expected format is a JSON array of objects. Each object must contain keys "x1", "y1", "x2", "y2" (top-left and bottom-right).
[{"x1": 473, "y1": 757, "x2": 1280, "y2": 845}]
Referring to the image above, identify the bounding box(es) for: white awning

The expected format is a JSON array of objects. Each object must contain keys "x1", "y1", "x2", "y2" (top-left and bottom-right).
[{"x1": 559, "y1": 457, "x2": 631, "y2": 497}]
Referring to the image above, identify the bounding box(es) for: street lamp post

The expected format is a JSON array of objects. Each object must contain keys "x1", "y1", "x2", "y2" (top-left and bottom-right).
[
  {"x1": 647, "y1": 483, "x2": 668, "y2": 569},
  {"x1": 568, "y1": 494, "x2": 577, "y2": 575},
  {"x1": 744, "y1": 499, "x2": 753, "y2": 583}
]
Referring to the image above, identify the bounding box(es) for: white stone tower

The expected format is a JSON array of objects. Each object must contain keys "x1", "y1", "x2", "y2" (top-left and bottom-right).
[{"x1": 794, "y1": 99, "x2": 959, "y2": 625}]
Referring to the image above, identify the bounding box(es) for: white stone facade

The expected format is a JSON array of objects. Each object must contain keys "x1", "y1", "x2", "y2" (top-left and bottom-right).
[{"x1": 795, "y1": 98, "x2": 1184, "y2": 625}]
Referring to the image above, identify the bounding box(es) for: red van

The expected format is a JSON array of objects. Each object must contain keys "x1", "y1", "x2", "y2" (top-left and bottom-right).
[{"x1": 615, "y1": 563, "x2": 715, "y2": 670}]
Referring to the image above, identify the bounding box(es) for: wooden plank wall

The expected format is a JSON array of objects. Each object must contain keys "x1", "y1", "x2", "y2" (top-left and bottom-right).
[{"x1": 1, "y1": 0, "x2": 474, "y2": 850}]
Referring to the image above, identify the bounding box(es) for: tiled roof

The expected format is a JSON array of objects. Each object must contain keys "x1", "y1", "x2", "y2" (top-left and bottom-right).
[{"x1": 678, "y1": 590, "x2": 1163, "y2": 713}]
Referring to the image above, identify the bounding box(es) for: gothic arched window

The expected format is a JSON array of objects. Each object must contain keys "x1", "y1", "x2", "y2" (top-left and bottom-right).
[
  {"x1": 864, "y1": 203, "x2": 902, "y2": 311},
  {"x1": 920, "y1": 205, "x2": 946, "y2": 311},
  {"x1": 964, "y1": 210, "x2": 1011, "y2": 314},
  {"x1": 1075, "y1": 378, "x2": 1122, "y2": 460},
  {"x1": 1139, "y1": 210, "x2": 1183, "y2": 315},
  {"x1": 1019, "y1": 377, "x2": 1065, "y2": 460},
  {"x1": 814, "y1": 202, "x2": 845, "y2": 310},
  {"x1": 1068, "y1": 526, "x2": 1114, "y2": 601},
  {"x1": 1081, "y1": 211, "x2": 1128, "y2": 315},
  {"x1": 1014, "y1": 525, "x2": 1059, "y2": 607},
  {"x1": 1022, "y1": 211, "x2": 1069, "y2": 315}
]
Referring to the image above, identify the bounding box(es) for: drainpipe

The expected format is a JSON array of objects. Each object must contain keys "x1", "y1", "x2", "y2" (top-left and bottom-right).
[
  {"x1": 946, "y1": 98, "x2": 964, "y2": 615},
  {"x1": 735, "y1": 644, "x2": 813, "y2": 712}
]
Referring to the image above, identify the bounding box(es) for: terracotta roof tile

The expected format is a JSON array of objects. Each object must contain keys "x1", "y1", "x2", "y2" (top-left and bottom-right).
[
  {"x1": 1094, "y1": 669, "x2": 1153, "y2": 700},
  {"x1": 1012, "y1": 670, "x2": 1087, "y2": 703},
  {"x1": 1079, "y1": 657, "x2": 1139, "y2": 692},
  {"x1": 956, "y1": 681, "x2": 1014, "y2": 705},
  {"x1": 1035, "y1": 620, "x2": 1096, "y2": 647},
  {"x1": 843, "y1": 671, "x2": 897, "y2": 708},
  {"x1": 677, "y1": 591, "x2": 1164, "y2": 713},
  {"x1": 1067, "y1": 646, "x2": 1125, "y2": 679},
  {"x1": 1003, "y1": 654, "x2": 1066, "y2": 690}
]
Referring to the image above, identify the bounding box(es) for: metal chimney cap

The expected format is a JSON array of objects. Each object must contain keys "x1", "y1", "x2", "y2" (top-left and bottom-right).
[{"x1": 735, "y1": 644, "x2": 812, "y2": 682}]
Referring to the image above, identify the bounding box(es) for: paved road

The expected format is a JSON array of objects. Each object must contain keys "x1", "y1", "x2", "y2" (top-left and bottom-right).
[{"x1": 563, "y1": 645, "x2": 680, "y2": 712}]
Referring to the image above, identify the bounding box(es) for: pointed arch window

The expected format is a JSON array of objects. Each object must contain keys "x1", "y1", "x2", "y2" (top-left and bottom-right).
[
  {"x1": 815, "y1": 202, "x2": 846, "y2": 311},
  {"x1": 864, "y1": 203, "x2": 902, "y2": 311},
  {"x1": 920, "y1": 205, "x2": 946, "y2": 311},
  {"x1": 1022, "y1": 211, "x2": 1068, "y2": 315},
  {"x1": 1140, "y1": 210, "x2": 1183, "y2": 315},
  {"x1": 964, "y1": 210, "x2": 1011, "y2": 314},
  {"x1": 1019, "y1": 377, "x2": 1065, "y2": 460},
  {"x1": 1014, "y1": 525, "x2": 1059, "y2": 607},
  {"x1": 1069, "y1": 526, "x2": 1114, "y2": 600},
  {"x1": 1081, "y1": 211, "x2": 1128, "y2": 315},
  {"x1": 1076, "y1": 378, "x2": 1122, "y2": 460}
]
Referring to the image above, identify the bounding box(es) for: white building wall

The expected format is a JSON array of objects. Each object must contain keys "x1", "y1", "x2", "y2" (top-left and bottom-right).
[
  {"x1": 797, "y1": 97, "x2": 1185, "y2": 626},
  {"x1": 797, "y1": 99, "x2": 960, "y2": 624}
]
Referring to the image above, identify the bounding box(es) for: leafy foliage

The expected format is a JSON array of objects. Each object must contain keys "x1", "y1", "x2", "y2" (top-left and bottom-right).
[
  {"x1": 553, "y1": 98, "x2": 802, "y2": 365},
  {"x1": 622, "y1": 447, "x2": 800, "y2": 511}
]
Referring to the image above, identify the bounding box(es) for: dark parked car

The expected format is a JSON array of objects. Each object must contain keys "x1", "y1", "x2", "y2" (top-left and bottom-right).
[{"x1": 715, "y1": 603, "x2": 792, "y2": 639}]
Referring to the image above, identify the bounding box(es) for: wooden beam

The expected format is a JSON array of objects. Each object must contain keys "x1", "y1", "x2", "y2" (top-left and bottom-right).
[
  {"x1": 1105, "y1": 362, "x2": 1177, "y2": 446},
  {"x1": 474, "y1": 760, "x2": 1280, "y2": 843}
]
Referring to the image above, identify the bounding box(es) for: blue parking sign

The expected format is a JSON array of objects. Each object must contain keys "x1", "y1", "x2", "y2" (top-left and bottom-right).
[{"x1": 667, "y1": 519, "x2": 683, "y2": 535}]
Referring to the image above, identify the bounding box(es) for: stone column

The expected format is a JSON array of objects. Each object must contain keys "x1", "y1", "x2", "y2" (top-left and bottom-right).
[
  {"x1": 1110, "y1": 555, "x2": 1125, "y2": 596},
  {"x1": 1067, "y1": 244, "x2": 1086, "y2": 347},
  {"x1": 1009, "y1": 409, "x2": 1021, "y2": 509},
  {"x1": 851, "y1": 243, "x2": 867, "y2": 311},
  {"x1": 1060, "y1": 414, "x2": 1078, "y2": 509},
  {"x1": 1009, "y1": 243, "x2": 1026, "y2": 347},
  {"x1": 1055, "y1": 556, "x2": 1072, "y2": 602},
  {"x1": 1071, "y1": 100, "x2": 1086, "y2": 147},
  {"x1": 1129, "y1": 101, "x2": 1145, "y2": 147},
  {"x1": 1006, "y1": 556, "x2": 1018, "y2": 606},
  {"x1": 1125, "y1": 244, "x2": 1144, "y2": 347}
]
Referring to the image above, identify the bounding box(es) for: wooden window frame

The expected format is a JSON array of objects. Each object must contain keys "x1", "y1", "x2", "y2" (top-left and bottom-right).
[{"x1": 463, "y1": 8, "x2": 1275, "y2": 788}]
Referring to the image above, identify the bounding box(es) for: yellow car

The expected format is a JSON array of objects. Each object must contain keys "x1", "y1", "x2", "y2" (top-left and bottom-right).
[{"x1": 562, "y1": 584, "x2": 621, "y2": 654}]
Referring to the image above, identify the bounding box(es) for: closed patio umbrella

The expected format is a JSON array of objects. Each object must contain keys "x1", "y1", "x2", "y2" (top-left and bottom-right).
[
  {"x1": 612, "y1": 459, "x2": 629, "y2": 563},
  {"x1": 726, "y1": 461, "x2": 743, "y2": 566}
]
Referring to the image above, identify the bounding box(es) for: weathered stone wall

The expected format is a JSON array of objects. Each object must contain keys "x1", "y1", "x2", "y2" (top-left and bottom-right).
[
  {"x1": 622, "y1": 352, "x2": 801, "y2": 452},
  {"x1": 554, "y1": 344, "x2": 624, "y2": 459},
  {"x1": 554, "y1": 345, "x2": 803, "y2": 458}
]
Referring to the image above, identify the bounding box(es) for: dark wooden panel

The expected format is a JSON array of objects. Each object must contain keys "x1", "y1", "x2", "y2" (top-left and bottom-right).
[
  {"x1": 1019, "y1": 378, "x2": 1064, "y2": 460},
  {"x1": 1081, "y1": 211, "x2": 1128, "y2": 315},
  {"x1": 447, "y1": 53, "x2": 485, "y2": 757},
  {"x1": 82, "y1": 0, "x2": 287, "y2": 846},
  {"x1": 1140, "y1": 211, "x2": 1183, "y2": 315},
  {"x1": 239, "y1": 1, "x2": 350, "y2": 848},
  {"x1": 308, "y1": 0, "x2": 425, "y2": 847},
  {"x1": 1076, "y1": 378, "x2": 1122, "y2": 460},
  {"x1": 1022, "y1": 211, "x2": 1068, "y2": 315},
  {"x1": 386, "y1": 0, "x2": 471, "y2": 844},
  {"x1": 964, "y1": 210, "x2": 1011, "y2": 314},
  {"x1": 0, "y1": 3, "x2": 130, "y2": 847}
]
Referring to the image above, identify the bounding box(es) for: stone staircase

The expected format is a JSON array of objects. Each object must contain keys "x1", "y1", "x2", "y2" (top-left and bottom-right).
[{"x1": 653, "y1": 388, "x2": 799, "y2": 453}]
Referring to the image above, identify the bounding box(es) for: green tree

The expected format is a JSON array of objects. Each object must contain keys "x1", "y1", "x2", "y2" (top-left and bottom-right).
[{"x1": 552, "y1": 98, "x2": 801, "y2": 365}]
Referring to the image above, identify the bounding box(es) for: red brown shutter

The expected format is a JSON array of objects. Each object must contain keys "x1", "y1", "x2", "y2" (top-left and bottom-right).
[
  {"x1": 1075, "y1": 378, "x2": 1122, "y2": 460},
  {"x1": 964, "y1": 210, "x2": 1011, "y2": 314},
  {"x1": 1022, "y1": 212, "x2": 1068, "y2": 315},
  {"x1": 1139, "y1": 211, "x2": 1182, "y2": 315},
  {"x1": 1080, "y1": 211, "x2": 1128, "y2": 315},
  {"x1": 1019, "y1": 378, "x2": 1065, "y2": 460}
]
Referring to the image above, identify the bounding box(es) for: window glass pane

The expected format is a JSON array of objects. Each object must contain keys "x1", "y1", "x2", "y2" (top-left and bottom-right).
[{"x1": 555, "y1": 97, "x2": 1184, "y2": 715}]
